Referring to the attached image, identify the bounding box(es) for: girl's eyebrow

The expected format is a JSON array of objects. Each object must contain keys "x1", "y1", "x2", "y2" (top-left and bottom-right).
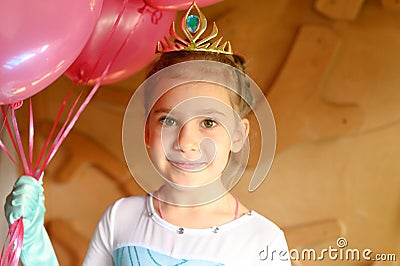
[
  {"x1": 154, "y1": 108, "x2": 172, "y2": 114},
  {"x1": 154, "y1": 108, "x2": 227, "y2": 117},
  {"x1": 199, "y1": 109, "x2": 228, "y2": 117}
]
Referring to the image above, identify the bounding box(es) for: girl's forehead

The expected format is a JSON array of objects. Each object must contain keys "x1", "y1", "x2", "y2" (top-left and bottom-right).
[{"x1": 153, "y1": 82, "x2": 232, "y2": 106}]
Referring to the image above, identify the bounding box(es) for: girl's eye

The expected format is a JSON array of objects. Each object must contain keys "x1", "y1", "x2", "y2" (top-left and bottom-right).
[
  {"x1": 160, "y1": 117, "x2": 176, "y2": 127},
  {"x1": 201, "y1": 119, "x2": 217, "y2": 129}
]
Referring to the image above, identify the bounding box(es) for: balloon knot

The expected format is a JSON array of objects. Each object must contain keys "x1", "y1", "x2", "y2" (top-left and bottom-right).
[{"x1": 11, "y1": 101, "x2": 23, "y2": 110}]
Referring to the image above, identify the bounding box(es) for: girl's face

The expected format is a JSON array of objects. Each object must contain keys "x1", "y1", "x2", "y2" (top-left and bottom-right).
[{"x1": 145, "y1": 82, "x2": 249, "y2": 187}]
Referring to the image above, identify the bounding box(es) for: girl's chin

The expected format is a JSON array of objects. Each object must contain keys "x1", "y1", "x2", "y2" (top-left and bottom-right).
[
  {"x1": 162, "y1": 172, "x2": 222, "y2": 189},
  {"x1": 164, "y1": 176, "x2": 208, "y2": 188}
]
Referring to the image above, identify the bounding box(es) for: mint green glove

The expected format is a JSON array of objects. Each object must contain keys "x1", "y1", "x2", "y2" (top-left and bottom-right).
[{"x1": 4, "y1": 175, "x2": 59, "y2": 266}]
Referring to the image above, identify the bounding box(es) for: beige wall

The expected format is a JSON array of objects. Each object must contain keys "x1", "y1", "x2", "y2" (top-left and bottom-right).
[
  {"x1": 6, "y1": 0, "x2": 400, "y2": 265},
  {"x1": 0, "y1": 131, "x2": 18, "y2": 244}
]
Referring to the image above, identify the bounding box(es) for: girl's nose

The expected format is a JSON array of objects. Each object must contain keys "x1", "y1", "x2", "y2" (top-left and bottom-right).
[{"x1": 175, "y1": 122, "x2": 200, "y2": 154}]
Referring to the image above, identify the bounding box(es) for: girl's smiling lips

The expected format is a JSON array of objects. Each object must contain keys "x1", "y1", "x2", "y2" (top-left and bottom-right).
[{"x1": 168, "y1": 159, "x2": 208, "y2": 172}]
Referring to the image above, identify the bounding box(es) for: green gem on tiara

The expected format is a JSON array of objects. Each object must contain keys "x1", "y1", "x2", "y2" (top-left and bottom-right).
[
  {"x1": 186, "y1": 14, "x2": 200, "y2": 33},
  {"x1": 156, "y1": 2, "x2": 233, "y2": 55}
]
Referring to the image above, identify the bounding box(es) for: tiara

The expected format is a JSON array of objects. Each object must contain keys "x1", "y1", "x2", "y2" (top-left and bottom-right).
[{"x1": 156, "y1": 2, "x2": 233, "y2": 55}]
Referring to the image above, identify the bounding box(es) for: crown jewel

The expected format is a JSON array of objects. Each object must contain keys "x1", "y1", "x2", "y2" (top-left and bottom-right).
[{"x1": 156, "y1": 2, "x2": 233, "y2": 55}]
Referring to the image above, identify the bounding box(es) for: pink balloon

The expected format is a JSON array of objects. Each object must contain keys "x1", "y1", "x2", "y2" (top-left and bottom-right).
[
  {"x1": 64, "y1": 0, "x2": 176, "y2": 85},
  {"x1": 0, "y1": 0, "x2": 103, "y2": 105},
  {"x1": 143, "y1": 0, "x2": 223, "y2": 10}
]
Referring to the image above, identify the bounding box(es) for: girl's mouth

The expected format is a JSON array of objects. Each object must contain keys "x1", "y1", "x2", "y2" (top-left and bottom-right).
[{"x1": 169, "y1": 160, "x2": 208, "y2": 172}]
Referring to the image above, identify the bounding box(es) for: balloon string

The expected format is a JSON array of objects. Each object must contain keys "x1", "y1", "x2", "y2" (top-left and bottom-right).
[
  {"x1": 1, "y1": 101, "x2": 33, "y2": 266},
  {"x1": 10, "y1": 108, "x2": 30, "y2": 175},
  {"x1": 33, "y1": 82, "x2": 76, "y2": 178},
  {"x1": 0, "y1": 140, "x2": 16, "y2": 165},
  {"x1": 0, "y1": 107, "x2": 17, "y2": 165},
  {"x1": 0, "y1": 106, "x2": 8, "y2": 136},
  {"x1": 8, "y1": 218, "x2": 23, "y2": 266},
  {"x1": 28, "y1": 99, "x2": 34, "y2": 172},
  {"x1": 41, "y1": 89, "x2": 84, "y2": 173},
  {"x1": 0, "y1": 217, "x2": 23, "y2": 266},
  {"x1": 82, "y1": 0, "x2": 129, "y2": 83},
  {"x1": 0, "y1": 106, "x2": 19, "y2": 163},
  {"x1": 46, "y1": 72, "x2": 107, "y2": 165}
]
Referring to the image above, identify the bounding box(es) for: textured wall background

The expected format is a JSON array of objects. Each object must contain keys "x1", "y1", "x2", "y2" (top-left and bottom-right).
[{"x1": 1, "y1": 0, "x2": 399, "y2": 265}]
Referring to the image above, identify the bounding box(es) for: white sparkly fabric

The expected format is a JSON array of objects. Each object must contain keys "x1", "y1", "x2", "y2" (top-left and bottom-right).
[{"x1": 83, "y1": 195, "x2": 291, "y2": 266}]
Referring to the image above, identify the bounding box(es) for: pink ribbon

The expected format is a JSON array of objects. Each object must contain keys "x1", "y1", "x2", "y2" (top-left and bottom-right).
[{"x1": 0, "y1": 218, "x2": 23, "y2": 266}]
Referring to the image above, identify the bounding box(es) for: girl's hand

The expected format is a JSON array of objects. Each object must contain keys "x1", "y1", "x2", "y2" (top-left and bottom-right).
[
  {"x1": 4, "y1": 175, "x2": 59, "y2": 266},
  {"x1": 5, "y1": 175, "x2": 45, "y2": 228}
]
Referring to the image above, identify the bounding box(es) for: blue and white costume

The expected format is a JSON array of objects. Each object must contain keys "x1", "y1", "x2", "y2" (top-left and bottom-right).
[{"x1": 83, "y1": 195, "x2": 291, "y2": 266}]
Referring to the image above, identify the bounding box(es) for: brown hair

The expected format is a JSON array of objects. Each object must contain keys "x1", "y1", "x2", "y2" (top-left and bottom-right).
[
  {"x1": 147, "y1": 51, "x2": 246, "y2": 76},
  {"x1": 146, "y1": 51, "x2": 253, "y2": 117}
]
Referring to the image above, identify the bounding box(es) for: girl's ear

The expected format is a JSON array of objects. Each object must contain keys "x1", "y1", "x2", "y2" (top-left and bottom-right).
[{"x1": 231, "y1": 118, "x2": 250, "y2": 153}]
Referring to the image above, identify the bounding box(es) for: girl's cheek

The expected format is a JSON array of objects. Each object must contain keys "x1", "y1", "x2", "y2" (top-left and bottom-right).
[{"x1": 161, "y1": 130, "x2": 178, "y2": 150}]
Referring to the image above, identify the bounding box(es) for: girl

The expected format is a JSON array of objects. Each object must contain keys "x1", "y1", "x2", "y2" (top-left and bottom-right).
[{"x1": 5, "y1": 3, "x2": 291, "y2": 265}]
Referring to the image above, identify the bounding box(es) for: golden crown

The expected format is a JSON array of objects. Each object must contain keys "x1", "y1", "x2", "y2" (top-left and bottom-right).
[{"x1": 156, "y1": 2, "x2": 233, "y2": 55}]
